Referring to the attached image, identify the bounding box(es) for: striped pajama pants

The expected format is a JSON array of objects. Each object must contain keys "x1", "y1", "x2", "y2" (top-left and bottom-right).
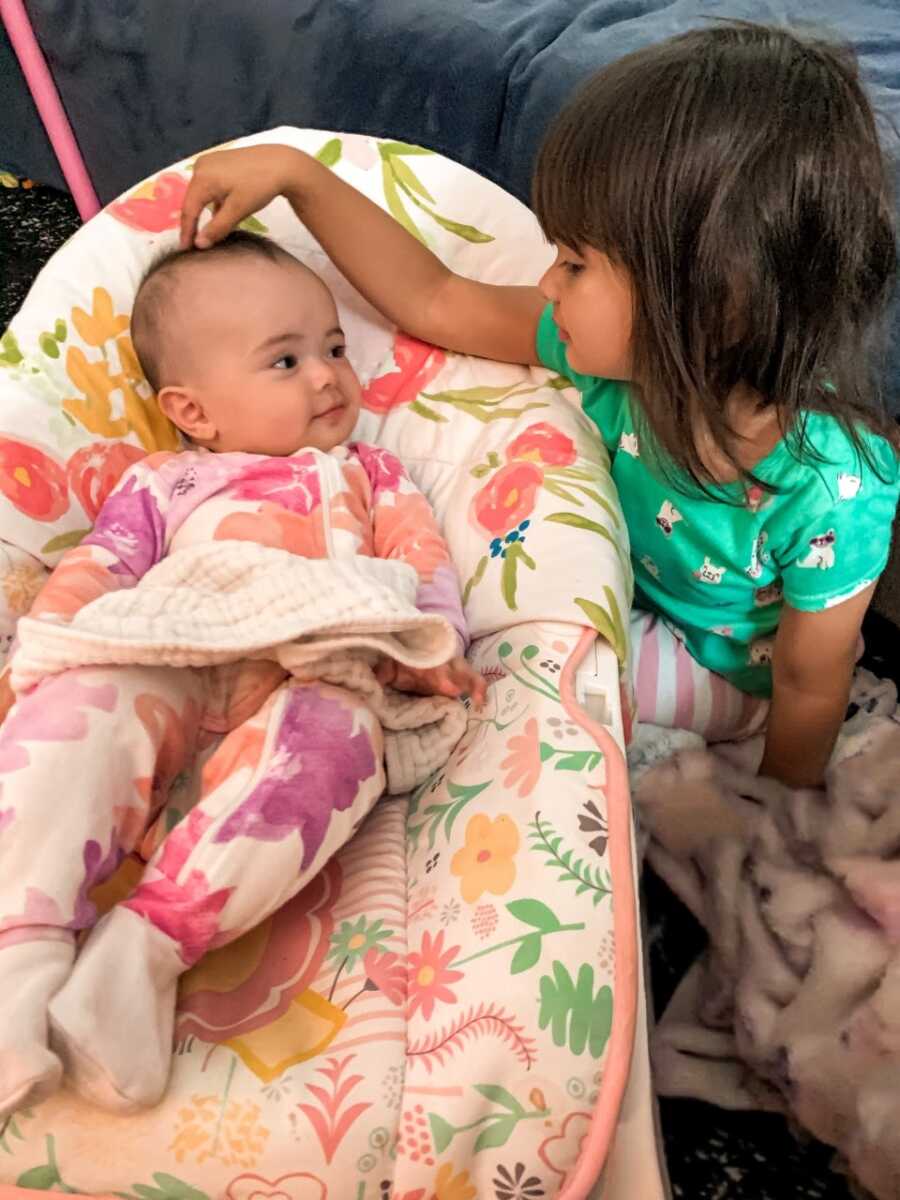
[{"x1": 631, "y1": 611, "x2": 769, "y2": 742}]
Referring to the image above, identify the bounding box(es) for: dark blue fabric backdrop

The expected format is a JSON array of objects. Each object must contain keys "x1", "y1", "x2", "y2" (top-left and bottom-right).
[{"x1": 2, "y1": 0, "x2": 898, "y2": 408}]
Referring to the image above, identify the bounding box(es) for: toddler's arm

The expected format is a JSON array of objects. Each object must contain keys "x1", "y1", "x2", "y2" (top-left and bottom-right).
[
  {"x1": 759, "y1": 586, "x2": 874, "y2": 787},
  {"x1": 180, "y1": 144, "x2": 545, "y2": 367}
]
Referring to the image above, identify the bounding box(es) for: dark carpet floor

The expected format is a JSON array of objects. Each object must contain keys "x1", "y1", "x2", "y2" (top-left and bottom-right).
[{"x1": 4, "y1": 170, "x2": 894, "y2": 1200}]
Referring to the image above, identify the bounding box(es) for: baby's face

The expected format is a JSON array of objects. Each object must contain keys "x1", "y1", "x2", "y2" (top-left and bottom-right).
[{"x1": 169, "y1": 255, "x2": 362, "y2": 456}]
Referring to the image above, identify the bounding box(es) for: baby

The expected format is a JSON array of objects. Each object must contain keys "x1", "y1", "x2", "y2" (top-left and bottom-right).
[{"x1": 0, "y1": 232, "x2": 483, "y2": 1118}]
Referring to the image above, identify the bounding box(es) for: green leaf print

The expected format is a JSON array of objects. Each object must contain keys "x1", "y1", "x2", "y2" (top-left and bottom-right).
[
  {"x1": 429, "y1": 1113, "x2": 456, "y2": 1154},
  {"x1": 382, "y1": 160, "x2": 425, "y2": 243},
  {"x1": 529, "y1": 812, "x2": 612, "y2": 906},
  {"x1": 378, "y1": 140, "x2": 434, "y2": 156},
  {"x1": 54, "y1": 319, "x2": 67, "y2": 341},
  {"x1": 575, "y1": 593, "x2": 627, "y2": 663},
  {"x1": 428, "y1": 1086, "x2": 549, "y2": 1156},
  {"x1": 38, "y1": 333, "x2": 59, "y2": 359},
  {"x1": 506, "y1": 898, "x2": 563, "y2": 933},
  {"x1": 407, "y1": 778, "x2": 491, "y2": 853},
  {"x1": 408, "y1": 398, "x2": 447, "y2": 422},
  {"x1": 462, "y1": 553, "x2": 489, "y2": 605},
  {"x1": 0, "y1": 329, "x2": 23, "y2": 366},
  {"x1": 538, "y1": 961, "x2": 613, "y2": 1057},
  {"x1": 474, "y1": 1115, "x2": 517, "y2": 1152},
  {"x1": 473, "y1": 1084, "x2": 525, "y2": 1114},
  {"x1": 15, "y1": 1136, "x2": 70, "y2": 1193},
  {"x1": 390, "y1": 154, "x2": 435, "y2": 203},
  {"x1": 237, "y1": 214, "x2": 268, "y2": 234},
  {"x1": 510, "y1": 933, "x2": 542, "y2": 974},
  {"x1": 500, "y1": 540, "x2": 536, "y2": 610},
  {"x1": 0, "y1": 1108, "x2": 32, "y2": 1154},
  {"x1": 419, "y1": 206, "x2": 494, "y2": 243},
  {"x1": 41, "y1": 528, "x2": 91, "y2": 555},
  {"x1": 315, "y1": 137, "x2": 343, "y2": 168},
  {"x1": 123, "y1": 1174, "x2": 211, "y2": 1200}
]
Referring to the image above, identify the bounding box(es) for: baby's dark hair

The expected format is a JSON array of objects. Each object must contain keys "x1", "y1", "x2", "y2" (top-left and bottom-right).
[
  {"x1": 534, "y1": 21, "x2": 899, "y2": 487},
  {"x1": 131, "y1": 230, "x2": 298, "y2": 392}
]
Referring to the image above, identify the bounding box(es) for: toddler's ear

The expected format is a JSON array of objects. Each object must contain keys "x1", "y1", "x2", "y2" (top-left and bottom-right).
[{"x1": 157, "y1": 385, "x2": 217, "y2": 443}]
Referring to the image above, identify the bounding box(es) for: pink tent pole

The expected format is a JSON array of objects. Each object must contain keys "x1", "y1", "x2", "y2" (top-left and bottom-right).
[{"x1": 1, "y1": 0, "x2": 101, "y2": 220}]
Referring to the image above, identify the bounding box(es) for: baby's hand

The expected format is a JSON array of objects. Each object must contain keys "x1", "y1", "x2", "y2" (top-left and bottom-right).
[{"x1": 376, "y1": 655, "x2": 487, "y2": 709}]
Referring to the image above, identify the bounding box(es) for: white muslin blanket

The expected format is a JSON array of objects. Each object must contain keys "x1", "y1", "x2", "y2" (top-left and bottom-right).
[{"x1": 11, "y1": 541, "x2": 469, "y2": 795}]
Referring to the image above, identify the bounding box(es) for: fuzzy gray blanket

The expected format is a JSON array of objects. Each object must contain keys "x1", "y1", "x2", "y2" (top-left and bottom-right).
[{"x1": 631, "y1": 671, "x2": 900, "y2": 1200}]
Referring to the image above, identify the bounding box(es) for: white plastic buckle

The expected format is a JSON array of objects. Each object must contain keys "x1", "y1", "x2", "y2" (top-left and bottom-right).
[{"x1": 574, "y1": 636, "x2": 625, "y2": 751}]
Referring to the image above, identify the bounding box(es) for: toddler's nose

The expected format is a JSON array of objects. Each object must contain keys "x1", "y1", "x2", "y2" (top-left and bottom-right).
[{"x1": 538, "y1": 261, "x2": 559, "y2": 302}]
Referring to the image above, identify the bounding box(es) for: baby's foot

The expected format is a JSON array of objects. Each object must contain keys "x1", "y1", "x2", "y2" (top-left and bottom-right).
[
  {"x1": 49, "y1": 908, "x2": 183, "y2": 1112},
  {"x1": 0, "y1": 938, "x2": 75, "y2": 1120}
]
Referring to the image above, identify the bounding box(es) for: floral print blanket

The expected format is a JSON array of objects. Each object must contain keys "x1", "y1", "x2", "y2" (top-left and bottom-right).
[{"x1": 0, "y1": 130, "x2": 642, "y2": 1199}]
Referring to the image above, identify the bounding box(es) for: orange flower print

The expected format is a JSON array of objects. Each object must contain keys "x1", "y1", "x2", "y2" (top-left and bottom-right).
[
  {"x1": 225, "y1": 1171, "x2": 327, "y2": 1200},
  {"x1": 67, "y1": 441, "x2": 146, "y2": 519},
  {"x1": 407, "y1": 930, "x2": 463, "y2": 1020},
  {"x1": 215, "y1": 503, "x2": 326, "y2": 557},
  {"x1": 374, "y1": 490, "x2": 451, "y2": 581},
  {"x1": 27, "y1": 547, "x2": 117, "y2": 620},
  {"x1": 363, "y1": 332, "x2": 446, "y2": 413},
  {"x1": 434, "y1": 1163, "x2": 476, "y2": 1200},
  {"x1": 450, "y1": 813, "x2": 520, "y2": 903},
  {"x1": 500, "y1": 717, "x2": 542, "y2": 798},
  {"x1": 507, "y1": 421, "x2": 576, "y2": 467},
  {"x1": 71, "y1": 287, "x2": 130, "y2": 347},
  {"x1": 108, "y1": 171, "x2": 189, "y2": 232},
  {"x1": 169, "y1": 1093, "x2": 270, "y2": 1167},
  {"x1": 0, "y1": 438, "x2": 69, "y2": 522},
  {"x1": 471, "y1": 461, "x2": 542, "y2": 538}
]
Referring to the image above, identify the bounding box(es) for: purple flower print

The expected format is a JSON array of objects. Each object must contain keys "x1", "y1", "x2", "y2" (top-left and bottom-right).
[
  {"x1": 231, "y1": 457, "x2": 322, "y2": 515},
  {"x1": 214, "y1": 686, "x2": 378, "y2": 870},
  {"x1": 82, "y1": 472, "x2": 165, "y2": 579},
  {"x1": 69, "y1": 837, "x2": 123, "y2": 931}
]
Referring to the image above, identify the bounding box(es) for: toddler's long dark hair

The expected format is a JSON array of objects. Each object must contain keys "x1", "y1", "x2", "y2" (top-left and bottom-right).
[{"x1": 533, "y1": 21, "x2": 899, "y2": 488}]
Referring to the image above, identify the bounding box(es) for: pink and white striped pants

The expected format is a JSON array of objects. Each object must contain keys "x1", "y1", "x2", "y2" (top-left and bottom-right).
[{"x1": 631, "y1": 611, "x2": 769, "y2": 742}]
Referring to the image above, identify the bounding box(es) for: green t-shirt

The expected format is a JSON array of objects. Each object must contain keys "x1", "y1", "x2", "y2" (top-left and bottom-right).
[{"x1": 537, "y1": 305, "x2": 900, "y2": 696}]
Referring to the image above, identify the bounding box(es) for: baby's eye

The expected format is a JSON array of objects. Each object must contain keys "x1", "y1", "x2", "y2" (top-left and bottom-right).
[
  {"x1": 561, "y1": 259, "x2": 584, "y2": 276},
  {"x1": 329, "y1": 344, "x2": 347, "y2": 360},
  {"x1": 273, "y1": 354, "x2": 298, "y2": 370}
]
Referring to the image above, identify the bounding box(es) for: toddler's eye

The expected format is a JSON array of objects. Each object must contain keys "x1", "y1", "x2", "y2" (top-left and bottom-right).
[
  {"x1": 273, "y1": 354, "x2": 298, "y2": 370},
  {"x1": 329, "y1": 344, "x2": 347, "y2": 359},
  {"x1": 561, "y1": 260, "x2": 584, "y2": 276}
]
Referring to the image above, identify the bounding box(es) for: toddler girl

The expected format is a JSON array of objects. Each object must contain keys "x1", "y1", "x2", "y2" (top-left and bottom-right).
[{"x1": 182, "y1": 21, "x2": 899, "y2": 789}]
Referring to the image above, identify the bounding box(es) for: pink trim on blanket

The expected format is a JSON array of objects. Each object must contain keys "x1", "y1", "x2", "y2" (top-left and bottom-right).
[
  {"x1": 0, "y1": 0, "x2": 101, "y2": 220},
  {"x1": 558, "y1": 628, "x2": 638, "y2": 1199}
]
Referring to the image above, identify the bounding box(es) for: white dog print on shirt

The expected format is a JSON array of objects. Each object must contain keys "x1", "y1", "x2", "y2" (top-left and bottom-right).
[
  {"x1": 797, "y1": 529, "x2": 836, "y2": 570},
  {"x1": 837, "y1": 473, "x2": 861, "y2": 501},
  {"x1": 693, "y1": 557, "x2": 726, "y2": 584},
  {"x1": 619, "y1": 432, "x2": 640, "y2": 457},
  {"x1": 655, "y1": 500, "x2": 683, "y2": 537}
]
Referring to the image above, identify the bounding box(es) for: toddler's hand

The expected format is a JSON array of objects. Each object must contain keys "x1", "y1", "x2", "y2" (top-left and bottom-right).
[
  {"x1": 180, "y1": 145, "x2": 311, "y2": 250},
  {"x1": 376, "y1": 655, "x2": 487, "y2": 709}
]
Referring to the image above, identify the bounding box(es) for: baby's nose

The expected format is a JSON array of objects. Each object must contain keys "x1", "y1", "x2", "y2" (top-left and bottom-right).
[{"x1": 304, "y1": 355, "x2": 338, "y2": 387}]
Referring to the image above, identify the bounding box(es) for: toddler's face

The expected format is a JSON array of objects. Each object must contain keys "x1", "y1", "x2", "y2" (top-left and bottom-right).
[
  {"x1": 539, "y1": 244, "x2": 633, "y2": 381},
  {"x1": 165, "y1": 255, "x2": 362, "y2": 455}
]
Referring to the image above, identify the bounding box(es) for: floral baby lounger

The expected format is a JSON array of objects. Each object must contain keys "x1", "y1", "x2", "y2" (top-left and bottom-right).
[{"x1": 0, "y1": 130, "x2": 667, "y2": 1200}]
